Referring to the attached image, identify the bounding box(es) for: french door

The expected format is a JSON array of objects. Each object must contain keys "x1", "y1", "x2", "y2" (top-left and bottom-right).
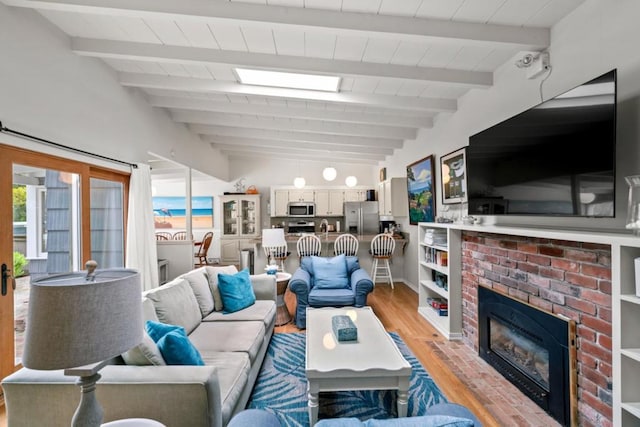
[{"x1": 0, "y1": 143, "x2": 129, "y2": 397}]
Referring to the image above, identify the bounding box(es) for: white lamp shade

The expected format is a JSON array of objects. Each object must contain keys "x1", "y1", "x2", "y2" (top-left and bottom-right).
[
  {"x1": 345, "y1": 176, "x2": 358, "y2": 187},
  {"x1": 262, "y1": 228, "x2": 286, "y2": 247},
  {"x1": 22, "y1": 269, "x2": 143, "y2": 370},
  {"x1": 322, "y1": 167, "x2": 337, "y2": 181},
  {"x1": 293, "y1": 176, "x2": 306, "y2": 188}
]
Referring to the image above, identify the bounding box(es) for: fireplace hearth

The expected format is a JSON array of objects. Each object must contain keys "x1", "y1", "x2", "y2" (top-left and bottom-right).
[{"x1": 478, "y1": 286, "x2": 577, "y2": 426}]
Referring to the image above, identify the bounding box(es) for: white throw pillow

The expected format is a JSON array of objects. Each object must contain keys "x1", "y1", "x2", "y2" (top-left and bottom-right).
[{"x1": 122, "y1": 331, "x2": 166, "y2": 366}]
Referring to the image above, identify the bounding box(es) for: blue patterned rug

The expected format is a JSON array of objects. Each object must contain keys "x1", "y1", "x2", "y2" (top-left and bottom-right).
[{"x1": 247, "y1": 332, "x2": 447, "y2": 426}]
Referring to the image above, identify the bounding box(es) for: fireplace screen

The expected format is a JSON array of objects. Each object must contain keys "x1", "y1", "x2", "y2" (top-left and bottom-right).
[
  {"x1": 478, "y1": 286, "x2": 576, "y2": 426},
  {"x1": 490, "y1": 318, "x2": 549, "y2": 389}
]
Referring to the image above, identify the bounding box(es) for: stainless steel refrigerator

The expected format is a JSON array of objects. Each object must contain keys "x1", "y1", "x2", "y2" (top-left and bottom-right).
[{"x1": 344, "y1": 201, "x2": 379, "y2": 235}]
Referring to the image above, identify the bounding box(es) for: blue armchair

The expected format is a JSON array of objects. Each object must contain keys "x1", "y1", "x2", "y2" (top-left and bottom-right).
[{"x1": 289, "y1": 255, "x2": 374, "y2": 328}]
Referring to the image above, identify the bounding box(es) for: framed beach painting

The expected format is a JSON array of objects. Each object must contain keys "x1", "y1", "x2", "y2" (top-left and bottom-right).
[
  {"x1": 406, "y1": 155, "x2": 436, "y2": 224},
  {"x1": 153, "y1": 196, "x2": 213, "y2": 229},
  {"x1": 440, "y1": 148, "x2": 467, "y2": 204}
]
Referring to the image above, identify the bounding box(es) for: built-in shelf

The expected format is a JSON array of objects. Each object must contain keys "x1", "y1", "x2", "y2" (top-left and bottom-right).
[
  {"x1": 417, "y1": 223, "x2": 462, "y2": 341},
  {"x1": 621, "y1": 402, "x2": 640, "y2": 419},
  {"x1": 620, "y1": 294, "x2": 640, "y2": 305},
  {"x1": 621, "y1": 349, "x2": 640, "y2": 363}
]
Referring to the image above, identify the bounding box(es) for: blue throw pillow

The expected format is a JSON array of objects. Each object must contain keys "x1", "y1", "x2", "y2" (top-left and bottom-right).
[
  {"x1": 217, "y1": 269, "x2": 256, "y2": 313},
  {"x1": 156, "y1": 330, "x2": 205, "y2": 366},
  {"x1": 312, "y1": 254, "x2": 349, "y2": 289},
  {"x1": 145, "y1": 320, "x2": 184, "y2": 343}
]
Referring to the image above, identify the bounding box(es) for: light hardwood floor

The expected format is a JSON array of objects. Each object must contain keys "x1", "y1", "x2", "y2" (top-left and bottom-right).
[
  {"x1": 278, "y1": 282, "x2": 500, "y2": 427},
  {"x1": 0, "y1": 282, "x2": 500, "y2": 427}
]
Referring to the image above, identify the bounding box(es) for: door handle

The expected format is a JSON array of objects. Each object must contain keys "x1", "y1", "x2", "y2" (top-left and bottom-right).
[{"x1": 1, "y1": 263, "x2": 10, "y2": 296}]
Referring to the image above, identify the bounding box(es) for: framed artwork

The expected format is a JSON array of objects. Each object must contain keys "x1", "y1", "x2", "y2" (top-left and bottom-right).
[
  {"x1": 152, "y1": 196, "x2": 213, "y2": 229},
  {"x1": 440, "y1": 147, "x2": 467, "y2": 204},
  {"x1": 406, "y1": 155, "x2": 436, "y2": 224},
  {"x1": 379, "y1": 167, "x2": 387, "y2": 182}
]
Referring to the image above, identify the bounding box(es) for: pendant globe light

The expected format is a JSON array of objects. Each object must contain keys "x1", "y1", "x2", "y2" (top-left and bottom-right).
[
  {"x1": 322, "y1": 167, "x2": 337, "y2": 181},
  {"x1": 293, "y1": 176, "x2": 306, "y2": 188},
  {"x1": 293, "y1": 160, "x2": 306, "y2": 188},
  {"x1": 345, "y1": 176, "x2": 358, "y2": 187}
]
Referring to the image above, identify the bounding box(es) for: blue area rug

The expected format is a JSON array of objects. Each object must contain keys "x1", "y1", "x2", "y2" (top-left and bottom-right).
[{"x1": 247, "y1": 332, "x2": 447, "y2": 426}]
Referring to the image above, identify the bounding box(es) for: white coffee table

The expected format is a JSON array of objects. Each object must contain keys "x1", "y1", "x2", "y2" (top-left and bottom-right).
[{"x1": 305, "y1": 306, "x2": 411, "y2": 426}]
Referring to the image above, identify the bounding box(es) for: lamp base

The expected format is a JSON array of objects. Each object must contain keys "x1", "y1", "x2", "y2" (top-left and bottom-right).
[{"x1": 65, "y1": 360, "x2": 108, "y2": 427}]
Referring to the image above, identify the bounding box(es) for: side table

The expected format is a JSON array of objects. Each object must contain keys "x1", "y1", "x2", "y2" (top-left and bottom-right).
[{"x1": 274, "y1": 272, "x2": 292, "y2": 326}]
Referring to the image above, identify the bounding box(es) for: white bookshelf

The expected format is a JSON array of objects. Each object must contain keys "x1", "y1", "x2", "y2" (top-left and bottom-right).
[{"x1": 417, "y1": 223, "x2": 462, "y2": 340}]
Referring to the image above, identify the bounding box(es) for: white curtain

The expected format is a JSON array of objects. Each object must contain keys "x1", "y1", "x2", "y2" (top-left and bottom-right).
[{"x1": 126, "y1": 164, "x2": 159, "y2": 291}]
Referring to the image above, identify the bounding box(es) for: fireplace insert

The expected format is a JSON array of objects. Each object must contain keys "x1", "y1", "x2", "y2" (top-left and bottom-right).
[{"x1": 478, "y1": 286, "x2": 576, "y2": 426}]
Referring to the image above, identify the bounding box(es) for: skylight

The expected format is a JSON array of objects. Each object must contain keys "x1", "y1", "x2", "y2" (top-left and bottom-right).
[{"x1": 235, "y1": 68, "x2": 341, "y2": 92}]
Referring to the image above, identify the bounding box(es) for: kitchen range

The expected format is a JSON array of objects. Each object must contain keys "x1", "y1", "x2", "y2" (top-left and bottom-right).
[{"x1": 287, "y1": 220, "x2": 315, "y2": 236}]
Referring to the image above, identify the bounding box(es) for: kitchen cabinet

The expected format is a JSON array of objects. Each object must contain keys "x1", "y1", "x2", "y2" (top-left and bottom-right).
[
  {"x1": 288, "y1": 189, "x2": 314, "y2": 202},
  {"x1": 220, "y1": 194, "x2": 261, "y2": 263},
  {"x1": 273, "y1": 190, "x2": 289, "y2": 217},
  {"x1": 344, "y1": 189, "x2": 367, "y2": 202},
  {"x1": 315, "y1": 189, "x2": 344, "y2": 216},
  {"x1": 417, "y1": 223, "x2": 462, "y2": 340},
  {"x1": 378, "y1": 177, "x2": 408, "y2": 217}
]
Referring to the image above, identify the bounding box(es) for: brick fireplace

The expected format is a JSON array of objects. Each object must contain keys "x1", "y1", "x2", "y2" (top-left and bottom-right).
[{"x1": 461, "y1": 231, "x2": 612, "y2": 427}]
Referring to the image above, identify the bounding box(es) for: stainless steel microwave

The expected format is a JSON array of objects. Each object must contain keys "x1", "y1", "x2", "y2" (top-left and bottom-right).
[{"x1": 287, "y1": 202, "x2": 315, "y2": 217}]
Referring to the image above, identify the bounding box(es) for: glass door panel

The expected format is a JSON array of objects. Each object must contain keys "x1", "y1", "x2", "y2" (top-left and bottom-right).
[
  {"x1": 222, "y1": 198, "x2": 238, "y2": 237},
  {"x1": 240, "y1": 198, "x2": 257, "y2": 236},
  {"x1": 12, "y1": 165, "x2": 81, "y2": 366},
  {"x1": 90, "y1": 177, "x2": 124, "y2": 268}
]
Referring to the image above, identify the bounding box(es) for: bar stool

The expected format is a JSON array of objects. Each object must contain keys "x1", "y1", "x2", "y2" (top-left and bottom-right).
[
  {"x1": 296, "y1": 234, "x2": 322, "y2": 259},
  {"x1": 262, "y1": 229, "x2": 290, "y2": 272},
  {"x1": 369, "y1": 234, "x2": 396, "y2": 289},
  {"x1": 334, "y1": 233, "x2": 359, "y2": 256}
]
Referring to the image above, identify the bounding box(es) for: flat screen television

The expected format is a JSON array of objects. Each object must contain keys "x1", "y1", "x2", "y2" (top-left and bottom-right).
[{"x1": 467, "y1": 69, "x2": 616, "y2": 217}]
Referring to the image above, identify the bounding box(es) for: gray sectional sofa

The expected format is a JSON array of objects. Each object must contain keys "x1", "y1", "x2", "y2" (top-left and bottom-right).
[{"x1": 2, "y1": 265, "x2": 277, "y2": 427}]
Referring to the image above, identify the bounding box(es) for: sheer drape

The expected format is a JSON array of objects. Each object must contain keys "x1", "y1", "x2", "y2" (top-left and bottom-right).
[{"x1": 126, "y1": 164, "x2": 158, "y2": 290}]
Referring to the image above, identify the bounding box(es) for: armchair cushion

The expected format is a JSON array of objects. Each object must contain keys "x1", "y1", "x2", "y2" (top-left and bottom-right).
[{"x1": 312, "y1": 254, "x2": 349, "y2": 289}]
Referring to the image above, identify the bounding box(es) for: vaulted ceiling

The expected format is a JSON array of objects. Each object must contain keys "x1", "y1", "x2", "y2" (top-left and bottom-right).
[{"x1": 4, "y1": 0, "x2": 585, "y2": 165}]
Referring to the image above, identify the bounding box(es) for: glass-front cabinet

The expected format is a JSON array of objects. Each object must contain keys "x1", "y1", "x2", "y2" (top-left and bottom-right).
[
  {"x1": 220, "y1": 194, "x2": 261, "y2": 264},
  {"x1": 221, "y1": 195, "x2": 260, "y2": 238}
]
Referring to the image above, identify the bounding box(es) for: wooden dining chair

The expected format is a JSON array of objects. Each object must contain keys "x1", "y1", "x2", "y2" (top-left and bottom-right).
[
  {"x1": 194, "y1": 232, "x2": 213, "y2": 266},
  {"x1": 333, "y1": 233, "x2": 359, "y2": 256},
  {"x1": 155, "y1": 231, "x2": 172, "y2": 240}
]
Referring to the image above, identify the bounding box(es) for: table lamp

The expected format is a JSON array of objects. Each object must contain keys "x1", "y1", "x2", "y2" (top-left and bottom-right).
[
  {"x1": 262, "y1": 228, "x2": 286, "y2": 270},
  {"x1": 22, "y1": 261, "x2": 143, "y2": 427}
]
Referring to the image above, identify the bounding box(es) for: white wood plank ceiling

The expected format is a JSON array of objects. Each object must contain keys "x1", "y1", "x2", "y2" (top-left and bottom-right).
[{"x1": 3, "y1": 0, "x2": 586, "y2": 165}]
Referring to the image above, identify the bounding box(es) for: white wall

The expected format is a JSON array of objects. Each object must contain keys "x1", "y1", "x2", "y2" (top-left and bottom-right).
[
  {"x1": 383, "y1": 0, "x2": 640, "y2": 290},
  {"x1": 0, "y1": 4, "x2": 229, "y2": 180}
]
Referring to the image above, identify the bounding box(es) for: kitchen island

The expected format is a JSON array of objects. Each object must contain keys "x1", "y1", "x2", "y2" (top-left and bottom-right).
[{"x1": 252, "y1": 232, "x2": 408, "y2": 282}]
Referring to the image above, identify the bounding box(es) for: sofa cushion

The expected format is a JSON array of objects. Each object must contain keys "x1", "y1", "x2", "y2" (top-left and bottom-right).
[
  {"x1": 156, "y1": 330, "x2": 205, "y2": 366},
  {"x1": 145, "y1": 278, "x2": 201, "y2": 334},
  {"x1": 180, "y1": 267, "x2": 214, "y2": 317},
  {"x1": 199, "y1": 352, "x2": 251, "y2": 425},
  {"x1": 312, "y1": 255, "x2": 349, "y2": 289},
  {"x1": 121, "y1": 331, "x2": 166, "y2": 366},
  {"x1": 142, "y1": 297, "x2": 159, "y2": 323},
  {"x1": 203, "y1": 300, "x2": 276, "y2": 331},
  {"x1": 217, "y1": 269, "x2": 256, "y2": 313},
  {"x1": 189, "y1": 321, "x2": 265, "y2": 364},
  {"x1": 205, "y1": 265, "x2": 239, "y2": 311},
  {"x1": 309, "y1": 288, "x2": 355, "y2": 307}
]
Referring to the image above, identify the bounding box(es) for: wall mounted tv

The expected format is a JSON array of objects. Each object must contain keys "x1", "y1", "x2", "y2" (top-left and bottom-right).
[{"x1": 467, "y1": 69, "x2": 616, "y2": 217}]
